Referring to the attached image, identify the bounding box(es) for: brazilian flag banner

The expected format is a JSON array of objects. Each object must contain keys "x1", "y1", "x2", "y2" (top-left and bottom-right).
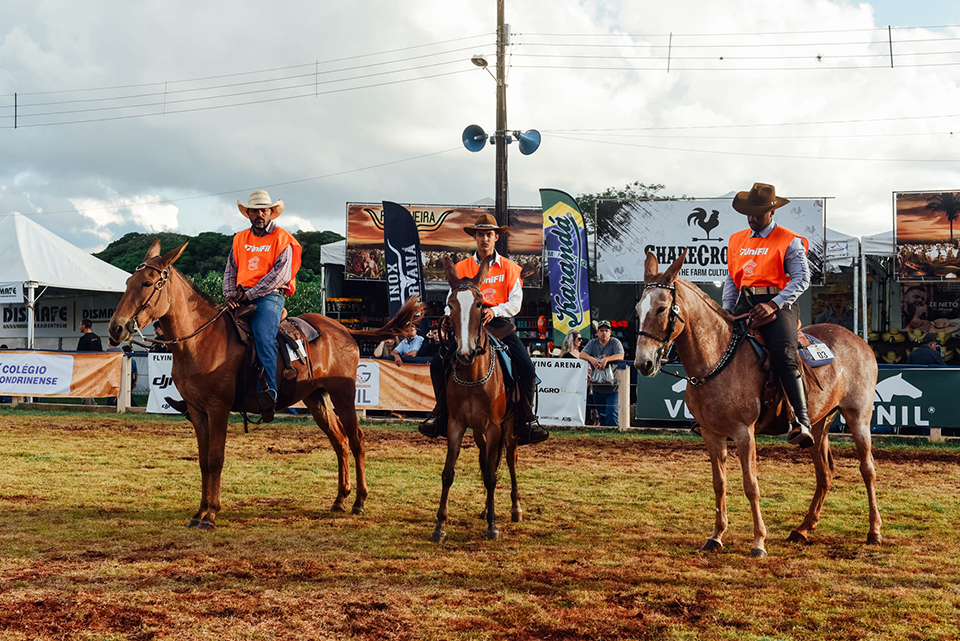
[{"x1": 540, "y1": 188, "x2": 591, "y2": 345}]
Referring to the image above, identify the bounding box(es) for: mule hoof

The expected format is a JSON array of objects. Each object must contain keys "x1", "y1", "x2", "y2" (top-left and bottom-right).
[
  {"x1": 699, "y1": 539, "x2": 723, "y2": 553},
  {"x1": 486, "y1": 528, "x2": 500, "y2": 541},
  {"x1": 330, "y1": 503, "x2": 347, "y2": 513},
  {"x1": 185, "y1": 518, "x2": 200, "y2": 528},
  {"x1": 511, "y1": 512, "x2": 522, "y2": 523},
  {"x1": 351, "y1": 505, "x2": 365, "y2": 516},
  {"x1": 195, "y1": 520, "x2": 215, "y2": 531},
  {"x1": 749, "y1": 548, "x2": 767, "y2": 558},
  {"x1": 866, "y1": 533, "x2": 882, "y2": 545},
  {"x1": 787, "y1": 530, "x2": 808, "y2": 544},
  {"x1": 430, "y1": 528, "x2": 447, "y2": 544}
]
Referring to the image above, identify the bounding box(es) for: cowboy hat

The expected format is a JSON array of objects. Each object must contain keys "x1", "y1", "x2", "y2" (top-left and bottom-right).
[
  {"x1": 944, "y1": 347, "x2": 955, "y2": 361},
  {"x1": 931, "y1": 317, "x2": 960, "y2": 334},
  {"x1": 906, "y1": 318, "x2": 931, "y2": 333},
  {"x1": 596, "y1": 319, "x2": 612, "y2": 330},
  {"x1": 868, "y1": 331, "x2": 880, "y2": 342},
  {"x1": 822, "y1": 282, "x2": 849, "y2": 296},
  {"x1": 463, "y1": 213, "x2": 509, "y2": 236},
  {"x1": 936, "y1": 331, "x2": 951, "y2": 345},
  {"x1": 881, "y1": 350, "x2": 902, "y2": 363},
  {"x1": 908, "y1": 328, "x2": 927, "y2": 343},
  {"x1": 551, "y1": 347, "x2": 562, "y2": 357},
  {"x1": 238, "y1": 189, "x2": 284, "y2": 217},
  {"x1": 731, "y1": 183, "x2": 790, "y2": 216}
]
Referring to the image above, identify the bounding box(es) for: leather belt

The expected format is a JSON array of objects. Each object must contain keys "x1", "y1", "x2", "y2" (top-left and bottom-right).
[{"x1": 742, "y1": 286, "x2": 781, "y2": 295}]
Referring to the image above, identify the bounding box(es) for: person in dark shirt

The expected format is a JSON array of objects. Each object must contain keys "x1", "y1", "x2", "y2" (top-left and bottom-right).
[
  {"x1": 908, "y1": 336, "x2": 947, "y2": 366},
  {"x1": 77, "y1": 319, "x2": 102, "y2": 352},
  {"x1": 149, "y1": 321, "x2": 171, "y2": 353},
  {"x1": 417, "y1": 327, "x2": 441, "y2": 359}
]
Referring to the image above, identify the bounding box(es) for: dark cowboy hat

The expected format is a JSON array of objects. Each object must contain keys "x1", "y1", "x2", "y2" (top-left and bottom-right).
[
  {"x1": 463, "y1": 213, "x2": 509, "y2": 236},
  {"x1": 732, "y1": 183, "x2": 790, "y2": 216}
]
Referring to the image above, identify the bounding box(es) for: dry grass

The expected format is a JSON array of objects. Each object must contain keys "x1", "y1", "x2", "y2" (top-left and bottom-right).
[{"x1": 0, "y1": 409, "x2": 959, "y2": 640}]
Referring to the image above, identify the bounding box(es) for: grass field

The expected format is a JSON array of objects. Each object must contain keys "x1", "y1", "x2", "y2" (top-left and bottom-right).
[{"x1": 0, "y1": 409, "x2": 959, "y2": 640}]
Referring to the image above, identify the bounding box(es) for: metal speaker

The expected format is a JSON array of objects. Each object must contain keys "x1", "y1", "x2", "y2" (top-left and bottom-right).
[
  {"x1": 462, "y1": 125, "x2": 487, "y2": 152},
  {"x1": 517, "y1": 129, "x2": 541, "y2": 155}
]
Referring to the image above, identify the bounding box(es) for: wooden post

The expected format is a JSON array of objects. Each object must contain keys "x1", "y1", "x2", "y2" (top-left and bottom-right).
[
  {"x1": 618, "y1": 364, "x2": 630, "y2": 431},
  {"x1": 117, "y1": 356, "x2": 131, "y2": 413}
]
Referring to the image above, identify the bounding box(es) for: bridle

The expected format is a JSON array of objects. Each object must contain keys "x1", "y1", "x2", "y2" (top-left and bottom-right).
[
  {"x1": 636, "y1": 282, "x2": 686, "y2": 362},
  {"x1": 448, "y1": 283, "x2": 501, "y2": 387},
  {"x1": 127, "y1": 262, "x2": 227, "y2": 348}
]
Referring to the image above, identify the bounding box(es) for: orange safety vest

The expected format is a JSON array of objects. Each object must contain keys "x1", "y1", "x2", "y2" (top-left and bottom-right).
[
  {"x1": 727, "y1": 225, "x2": 809, "y2": 290},
  {"x1": 232, "y1": 227, "x2": 303, "y2": 295},
  {"x1": 455, "y1": 254, "x2": 523, "y2": 307}
]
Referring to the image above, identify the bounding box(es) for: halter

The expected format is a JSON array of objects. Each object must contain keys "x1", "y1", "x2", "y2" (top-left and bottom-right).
[
  {"x1": 127, "y1": 262, "x2": 227, "y2": 348},
  {"x1": 636, "y1": 282, "x2": 686, "y2": 361},
  {"x1": 449, "y1": 283, "x2": 499, "y2": 386}
]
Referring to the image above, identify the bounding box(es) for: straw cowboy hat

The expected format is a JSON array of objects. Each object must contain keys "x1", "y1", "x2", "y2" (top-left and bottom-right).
[
  {"x1": 881, "y1": 350, "x2": 902, "y2": 364},
  {"x1": 906, "y1": 318, "x2": 931, "y2": 333},
  {"x1": 463, "y1": 213, "x2": 509, "y2": 236},
  {"x1": 883, "y1": 328, "x2": 906, "y2": 343},
  {"x1": 238, "y1": 189, "x2": 285, "y2": 217},
  {"x1": 931, "y1": 317, "x2": 960, "y2": 334},
  {"x1": 944, "y1": 347, "x2": 955, "y2": 361},
  {"x1": 908, "y1": 328, "x2": 928, "y2": 343},
  {"x1": 868, "y1": 331, "x2": 880, "y2": 342},
  {"x1": 551, "y1": 347, "x2": 562, "y2": 357},
  {"x1": 822, "y1": 282, "x2": 849, "y2": 297},
  {"x1": 732, "y1": 183, "x2": 790, "y2": 216}
]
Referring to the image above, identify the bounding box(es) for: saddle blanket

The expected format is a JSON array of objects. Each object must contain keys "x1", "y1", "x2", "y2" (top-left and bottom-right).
[{"x1": 798, "y1": 333, "x2": 835, "y2": 367}]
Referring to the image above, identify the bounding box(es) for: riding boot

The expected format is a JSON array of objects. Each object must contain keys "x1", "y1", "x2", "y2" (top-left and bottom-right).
[
  {"x1": 780, "y1": 371, "x2": 814, "y2": 448},
  {"x1": 418, "y1": 394, "x2": 448, "y2": 439},
  {"x1": 258, "y1": 389, "x2": 277, "y2": 424},
  {"x1": 514, "y1": 380, "x2": 549, "y2": 446}
]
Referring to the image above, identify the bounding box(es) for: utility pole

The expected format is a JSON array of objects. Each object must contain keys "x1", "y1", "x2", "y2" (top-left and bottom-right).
[{"x1": 494, "y1": 0, "x2": 509, "y2": 256}]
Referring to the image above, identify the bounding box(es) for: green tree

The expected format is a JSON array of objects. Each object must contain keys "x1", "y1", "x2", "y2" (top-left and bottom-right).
[
  {"x1": 926, "y1": 192, "x2": 960, "y2": 242},
  {"x1": 575, "y1": 181, "x2": 667, "y2": 234}
]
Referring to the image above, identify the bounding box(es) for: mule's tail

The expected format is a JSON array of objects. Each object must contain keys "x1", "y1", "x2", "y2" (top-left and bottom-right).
[{"x1": 347, "y1": 295, "x2": 426, "y2": 342}]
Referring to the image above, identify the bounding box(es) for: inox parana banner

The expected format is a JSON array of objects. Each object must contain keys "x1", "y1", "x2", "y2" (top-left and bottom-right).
[
  {"x1": 596, "y1": 198, "x2": 826, "y2": 284},
  {"x1": 637, "y1": 365, "x2": 960, "y2": 428}
]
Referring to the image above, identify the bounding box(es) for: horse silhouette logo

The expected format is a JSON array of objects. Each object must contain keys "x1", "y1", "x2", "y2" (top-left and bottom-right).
[
  {"x1": 671, "y1": 379, "x2": 687, "y2": 393},
  {"x1": 687, "y1": 207, "x2": 723, "y2": 242},
  {"x1": 874, "y1": 374, "x2": 923, "y2": 403}
]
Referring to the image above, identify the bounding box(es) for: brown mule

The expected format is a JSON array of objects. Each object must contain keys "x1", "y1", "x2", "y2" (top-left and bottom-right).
[
  {"x1": 430, "y1": 256, "x2": 522, "y2": 543},
  {"x1": 108, "y1": 240, "x2": 424, "y2": 529},
  {"x1": 634, "y1": 250, "x2": 881, "y2": 557}
]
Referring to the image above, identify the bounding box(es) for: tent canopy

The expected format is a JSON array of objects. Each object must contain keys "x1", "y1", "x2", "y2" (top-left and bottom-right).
[
  {"x1": 861, "y1": 229, "x2": 895, "y2": 257},
  {"x1": 0, "y1": 213, "x2": 130, "y2": 292},
  {"x1": 320, "y1": 239, "x2": 346, "y2": 266},
  {"x1": 825, "y1": 227, "x2": 860, "y2": 271}
]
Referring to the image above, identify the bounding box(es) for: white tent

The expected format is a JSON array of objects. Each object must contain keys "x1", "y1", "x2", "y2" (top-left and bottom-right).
[
  {"x1": 861, "y1": 229, "x2": 895, "y2": 257},
  {"x1": 0, "y1": 212, "x2": 131, "y2": 348}
]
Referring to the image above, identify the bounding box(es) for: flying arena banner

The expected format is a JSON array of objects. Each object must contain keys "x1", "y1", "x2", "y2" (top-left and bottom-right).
[
  {"x1": 0, "y1": 350, "x2": 121, "y2": 397},
  {"x1": 541, "y1": 189, "x2": 592, "y2": 345},
  {"x1": 146, "y1": 353, "x2": 182, "y2": 414},
  {"x1": 596, "y1": 198, "x2": 826, "y2": 284},
  {"x1": 382, "y1": 201, "x2": 426, "y2": 319}
]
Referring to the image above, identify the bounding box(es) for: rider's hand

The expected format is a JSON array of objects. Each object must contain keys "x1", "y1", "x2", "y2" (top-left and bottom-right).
[
  {"x1": 225, "y1": 290, "x2": 245, "y2": 309},
  {"x1": 481, "y1": 308, "x2": 494, "y2": 324},
  {"x1": 440, "y1": 316, "x2": 452, "y2": 334},
  {"x1": 749, "y1": 301, "x2": 779, "y2": 324}
]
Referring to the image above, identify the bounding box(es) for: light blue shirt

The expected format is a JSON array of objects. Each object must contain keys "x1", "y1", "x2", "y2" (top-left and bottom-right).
[
  {"x1": 722, "y1": 221, "x2": 810, "y2": 311},
  {"x1": 394, "y1": 335, "x2": 424, "y2": 356}
]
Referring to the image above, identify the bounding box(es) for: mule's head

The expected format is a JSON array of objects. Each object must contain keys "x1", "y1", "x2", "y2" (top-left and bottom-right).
[
  {"x1": 634, "y1": 249, "x2": 687, "y2": 376},
  {"x1": 443, "y1": 255, "x2": 491, "y2": 365},
  {"x1": 109, "y1": 239, "x2": 188, "y2": 342}
]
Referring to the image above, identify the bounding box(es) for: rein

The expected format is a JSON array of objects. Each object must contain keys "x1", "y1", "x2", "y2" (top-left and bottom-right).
[
  {"x1": 130, "y1": 262, "x2": 228, "y2": 348},
  {"x1": 449, "y1": 283, "x2": 502, "y2": 387},
  {"x1": 636, "y1": 282, "x2": 686, "y2": 361}
]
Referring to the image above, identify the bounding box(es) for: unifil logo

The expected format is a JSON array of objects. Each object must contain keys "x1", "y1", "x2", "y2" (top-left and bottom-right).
[{"x1": 873, "y1": 374, "x2": 928, "y2": 426}]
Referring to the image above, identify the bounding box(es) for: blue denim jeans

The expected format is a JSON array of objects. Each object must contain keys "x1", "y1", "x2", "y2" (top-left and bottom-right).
[
  {"x1": 591, "y1": 388, "x2": 619, "y2": 427},
  {"x1": 251, "y1": 292, "x2": 284, "y2": 399}
]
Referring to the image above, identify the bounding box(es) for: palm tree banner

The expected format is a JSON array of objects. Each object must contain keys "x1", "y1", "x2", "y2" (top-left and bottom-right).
[{"x1": 895, "y1": 191, "x2": 960, "y2": 280}]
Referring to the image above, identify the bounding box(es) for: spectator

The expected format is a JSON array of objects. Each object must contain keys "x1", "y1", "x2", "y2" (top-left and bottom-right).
[
  {"x1": 77, "y1": 319, "x2": 103, "y2": 352},
  {"x1": 559, "y1": 330, "x2": 583, "y2": 358},
  {"x1": 579, "y1": 320, "x2": 625, "y2": 427},
  {"x1": 815, "y1": 284, "x2": 855, "y2": 331},
  {"x1": 373, "y1": 338, "x2": 396, "y2": 359},
  {"x1": 390, "y1": 325, "x2": 423, "y2": 366},
  {"x1": 418, "y1": 327, "x2": 442, "y2": 359},
  {"x1": 149, "y1": 321, "x2": 171, "y2": 353},
  {"x1": 908, "y1": 335, "x2": 947, "y2": 366}
]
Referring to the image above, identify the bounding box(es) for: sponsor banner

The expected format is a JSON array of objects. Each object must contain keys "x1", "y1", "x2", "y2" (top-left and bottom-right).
[
  {"x1": 596, "y1": 198, "x2": 825, "y2": 284},
  {"x1": 382, "y1": 201, "x2": 425, "y2": 319},
  {"x1": 534, "y1": 357, "x2": 587, "y2": 426},
  {"x1": 636, "y1": 364, "x2": 960, "y2": 428},
  {"x1": 146, "y1": 353, "x2": 183, "y2": 414},
  {"x1": 0, "y1": 293, "x2": 121, "y2": 339},
  {"x1": 895, "y1": 191, "x2": 960, "y2": 281},
  {"x1": 541, "y1": 188, "x2": 592, "y2": 344},
  {"x1": 0, "y1": 351, "x2": 121, "y2": 396},
  {"x1": 0, "y1": 282, "x2": 22, "y2": 303},
  {"x1": 345, "y1": 202, "x2": 543, "y2": 286}
]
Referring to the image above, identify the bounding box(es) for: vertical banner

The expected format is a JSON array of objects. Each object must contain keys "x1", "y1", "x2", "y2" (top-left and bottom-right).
[
  {"x1": 382, "y1": 201, "x2": 425, "y2": 318},
  {"x1": 540, "y1": 188, "x2": 591, "y2": 345},
  {"x1": 146, "y1": 353, "x2": 182, "y2": 414}
]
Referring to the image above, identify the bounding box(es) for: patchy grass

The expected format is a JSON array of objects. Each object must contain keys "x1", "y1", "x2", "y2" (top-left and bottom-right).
[{"x1": 0, "y1": 409, "x2": 958, "y2": 640}]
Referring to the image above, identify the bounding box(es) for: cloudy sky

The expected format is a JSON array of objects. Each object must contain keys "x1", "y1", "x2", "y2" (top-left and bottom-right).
[{"x1": 3, "y1": 0, "x2": 960, "y2": 252}]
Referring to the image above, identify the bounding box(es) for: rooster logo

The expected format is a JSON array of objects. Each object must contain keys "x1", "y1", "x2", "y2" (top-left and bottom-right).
[{"x1": 687, "y1": 207, "x2": 723, "y2": 242}]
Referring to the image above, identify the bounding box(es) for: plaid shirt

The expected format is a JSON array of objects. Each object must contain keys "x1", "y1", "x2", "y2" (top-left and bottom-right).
[{"x1": 223, "y1": 221, "x2": 294, "y2": 301}]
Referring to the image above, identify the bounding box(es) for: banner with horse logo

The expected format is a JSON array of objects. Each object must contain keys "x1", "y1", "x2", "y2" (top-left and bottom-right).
[
  {"x1": 540, "y1": 188, "x2": 591, "y2": 345},
  {"x1": 345, "y1": 203, "x2": 543, "y2": 286},
  {"x1": 382, "y1": 201, "x2": 426, "y2": 319},
  {"x1": 596, "y1": 198, "x2": 826, "y2": 284}
]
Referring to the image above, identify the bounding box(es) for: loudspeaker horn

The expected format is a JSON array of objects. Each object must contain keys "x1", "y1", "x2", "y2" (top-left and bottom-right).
[
  {"x1": 517, "y1": 129, "x2": 541, "y2": 155},
  {"x1": 462, "y1": 125, "x2": 487, "y2": 152}
]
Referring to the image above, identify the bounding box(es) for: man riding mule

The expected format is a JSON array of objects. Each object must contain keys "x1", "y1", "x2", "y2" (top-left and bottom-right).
[
  {"x1": 224, "y1": 189, "x2": 302, "y2": 423},
  {"x1": 418, "y1": 213, "x2": 549, "y2": 446},
  {"x1": 723, "y1": 182, "x2": 814, "y2": 448}
]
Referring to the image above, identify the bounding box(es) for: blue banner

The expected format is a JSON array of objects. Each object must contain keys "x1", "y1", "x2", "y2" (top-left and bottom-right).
[
  {"x1": 382, "y1": 201, "x2": 425, "y2": 318},
  {"x1": 540, "y1": 189, "x2": 591, "y2": 345}
]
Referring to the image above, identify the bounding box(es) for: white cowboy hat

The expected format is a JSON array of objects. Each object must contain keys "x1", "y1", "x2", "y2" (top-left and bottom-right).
[
  {"x1": 238, "y1": 189, "x2": 285, "y2": 217},
  {"x1": 931, "y1": 317, "x2": 960, "y2": 334}
]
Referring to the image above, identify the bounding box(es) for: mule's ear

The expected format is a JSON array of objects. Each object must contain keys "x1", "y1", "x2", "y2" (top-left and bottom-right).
[
  {"x1": 643, "y1": 251, "x2": 659, "y2": 281},
  {"x1": 144, "y1": 238, "x2": 163, "y2": 261},
  {"x1": 663, "y1": 248, "x2": 687, "y2": 283},
  {"x1": 475, "y1": 256, "x2": 491, "y2": 286},
  {"x1": 443, "y1": 255, "x2": 458, "y2": 286},
  {"x1": 158, "y1": 241, "x2": 189, "y2": 269}
]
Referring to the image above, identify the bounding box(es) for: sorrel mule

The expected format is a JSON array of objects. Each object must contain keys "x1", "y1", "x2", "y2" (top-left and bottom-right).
[
  {"x1": 431, "y1": 256, "x2": 521, "y2": 543},
  {"x1": 634, "y1": 250, "x2": 881, "y2": 557},
  {"x1": 108, "y1": 240, "x2": 424, "y2": 529}
]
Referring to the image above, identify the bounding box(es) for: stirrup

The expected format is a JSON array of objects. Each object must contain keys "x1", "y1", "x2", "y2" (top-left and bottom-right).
[
  {"x1": 786, "y1": 422, "x2": 814, "y2": 448},
  {"x1": 418, "y1": 414, "x2": 446, "y2": 439},
  {"x1": 515, "y1": 418, "x2": 549, "y2": 446}
]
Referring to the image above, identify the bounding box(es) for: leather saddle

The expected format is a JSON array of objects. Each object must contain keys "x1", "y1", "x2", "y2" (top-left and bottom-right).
[{"x1": 228, "y1": 306, "x2": 323, "y2": 414}]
